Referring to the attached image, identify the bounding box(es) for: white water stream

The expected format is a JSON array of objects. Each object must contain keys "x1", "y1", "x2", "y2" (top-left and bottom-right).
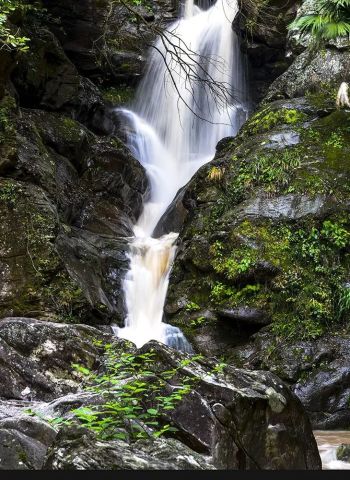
[
  {"x1": 115, "y1": 0, "x2": 248, "y2": 348},
  {"x1": 314, "y1": 431, "x2": 350, "y2": 470}
]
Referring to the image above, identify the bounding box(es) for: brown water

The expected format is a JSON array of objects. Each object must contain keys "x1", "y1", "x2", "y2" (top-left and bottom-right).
[{"x1": 314, "y1": 431, "x2": 350, "y2": 470}]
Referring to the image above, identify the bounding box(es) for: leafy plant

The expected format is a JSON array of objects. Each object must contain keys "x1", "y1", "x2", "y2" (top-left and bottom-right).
[
  {"x1": 325, "y1": 131, "x2": 344, "y2": 149},
  {"x1": 28, "y1": 345, "x2": 210, "y2": 443},
  {"x1": 289, "y1": 0, "x2": 350, "y2": 43},
  {"x1": 0, "y1": 0, "x2": 32, "y2": 52},
  {"x1": 185, "y1": 301, "x2": 201, "y2": 312},
  {"x1": 189, "y1": 316, "x2": 206, "y2": 328},
  {"x1": 336, "y1": 285, "x2": 350, "y2": 320}
]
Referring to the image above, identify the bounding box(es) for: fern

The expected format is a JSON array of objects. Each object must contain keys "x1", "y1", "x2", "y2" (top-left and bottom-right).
[{"x1": 289, "y1": 0, "x2": 350, "y2": 42}]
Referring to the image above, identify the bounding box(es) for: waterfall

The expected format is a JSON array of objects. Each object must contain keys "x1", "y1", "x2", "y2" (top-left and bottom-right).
[{"x1": 115, "y1": 0, "x2": 249, "y2": 349}]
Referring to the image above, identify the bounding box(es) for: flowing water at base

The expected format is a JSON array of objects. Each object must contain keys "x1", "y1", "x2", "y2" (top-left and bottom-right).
[{"x1": 314, "y1": 431, "x2": 350, "y2": 470}]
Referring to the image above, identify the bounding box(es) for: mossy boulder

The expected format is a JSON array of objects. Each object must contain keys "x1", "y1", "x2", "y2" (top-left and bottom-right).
[
  {"x1": 161, "y1": 44, "x2": 350, "y2": 425},
  {"x1": 164, "y1": 94, "x2": 350, "y2": 356},
  {"x1": 337, "y1": 444, "x2": 350, "y2": 463}
]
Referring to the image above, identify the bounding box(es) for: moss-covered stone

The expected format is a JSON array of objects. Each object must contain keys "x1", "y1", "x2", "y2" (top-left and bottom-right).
[
  {"x1": 101, "y1": 85, "x2": 135, "y2": 105},
  {"x1": 165, "y1": 95, "x2": 350, "y2": 352}
]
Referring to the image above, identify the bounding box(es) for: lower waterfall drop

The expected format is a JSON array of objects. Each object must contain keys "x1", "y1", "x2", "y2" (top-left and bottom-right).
[{"x1": 115, "y1": 0, "x2": 249, "y2": 349}]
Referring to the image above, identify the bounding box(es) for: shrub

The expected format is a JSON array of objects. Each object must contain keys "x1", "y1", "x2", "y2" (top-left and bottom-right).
[{"x1": 289, "y1": 0, "x2": 350, "y2": 43}]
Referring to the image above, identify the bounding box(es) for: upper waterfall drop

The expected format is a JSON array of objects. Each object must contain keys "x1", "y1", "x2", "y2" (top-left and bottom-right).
[{"x1": 116, "y1": 0, "x2": 249, "y2": 349}]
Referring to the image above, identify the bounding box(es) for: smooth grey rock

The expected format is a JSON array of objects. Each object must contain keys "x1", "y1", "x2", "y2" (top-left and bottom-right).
[{"x1": 234, "y1": 194, "x2": 335, "y2": 221}]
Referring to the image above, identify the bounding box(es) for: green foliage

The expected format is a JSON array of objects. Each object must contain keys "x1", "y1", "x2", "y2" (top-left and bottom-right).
[
  {"x1": 325, "y1": 131, "x2": 344, "y2": 149},
  {"x1": 0, "y1": 94, "x2": 16, "y2": 143},
  {"x1": 289, "y1": 0, "x2": 350, "y2": 42},
  {"x1": 230, "y1": 148, "x2": 302, "y2": 204},
  {"x1": 210, "y1": 240, "x2": 258, "y2": 280},
  {"x1": 0, "y1": 0, "x2": 32, "y2": 52},
  {"x1": 336, "y1": 284, "x2": 350, "y2": 320},
  {"x1": 185, "y1": 301, "x2": 201, "y2": 312},
  {"x1": 101, "y1": 85, "x2": 134, "y2": 105},
  {"x1": 0, "y1": 179, "x2": 21, "y2": 205},
  {"x1": 271, "y1": 218, "x2": 350, "y2": 339},
  {"x1": 34, "y1": 345, "x2": 207, "y2": 442},
  {"x1": 189, "y1": 316, "x2": 206, "y2": 328},
  {"x1": 207, "y1": 216, "x2": 350, "y2": 341}
]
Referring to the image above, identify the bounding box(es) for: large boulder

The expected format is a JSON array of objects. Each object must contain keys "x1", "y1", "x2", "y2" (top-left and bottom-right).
[
  {"x1": 0, "y1": 317, "x2": 112, "y2": 401},
  {"x1": 165, "y1": 96, "x2": 350, "y2": 357},
  {"x1": 44, "y1": 426, "x2": 214, "y2": 470},
  {"x1": 0, "y1": 416, "x2": 57, "y2": 470},
  {"x1": 162, "y1": 41, "x2": 350, "y2": 427},
  {"x1": 266, "y1": 47, "x2": 350, "y2": 102},
  {"x1": 0, "y1": 322, "x2": 321, "y2": 470}
]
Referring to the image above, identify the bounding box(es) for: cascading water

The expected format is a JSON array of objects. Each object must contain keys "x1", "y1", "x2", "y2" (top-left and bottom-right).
[{"x1": 115, "y1": 0, "x2": 249, "y2": 349}]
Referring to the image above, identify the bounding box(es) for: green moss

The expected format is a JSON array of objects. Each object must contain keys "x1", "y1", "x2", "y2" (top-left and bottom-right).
[
  {"x1": 207, "y1": 216, "x2": 350, "y2": 340},
  {"x1": 0, "y1": 93, "x2": 16, "y2": 144},
  {"x1": 54, "y1": 116, "x2": 85, "y2": 142},
  {"x1": 102, "y1": 85, "x2": 135, "y2": 105},
  {"x1": 210, "y1": 239, "x2": 259, "y2": 280},
  {"x1": 0, "y1": 179, "x2": 22, "y2": 205},
  {"x1": 305, "y1": 83, "x2": 338, "y2": 110},
  {"x1": 246, "y1": 106, "x2": 307, "y2": 135}
]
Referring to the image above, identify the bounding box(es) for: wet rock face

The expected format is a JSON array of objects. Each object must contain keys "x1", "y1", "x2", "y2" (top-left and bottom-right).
[
  {"x1": 0, "y1": 318, "x2": 112, "y2": 401},
  {"x1": 0, "y1": 322, "x2": 322, "y2": 470},
  {"x1": 0, "y1": 108, "x2": 148, "y2": 323},
  {"x1": 44, "y1": 426, "x2": 214, "y2": 470},
  {"x1": 0, "y1": 417, "x2": 57, "y2": 470},
  {"x1": 267, "y1": 48, "x2": 350, "y2": 102},
  {"x1": 237, "y1": 0, "x2": 299, "y2": 103},
  {"x1": 42, "y1": 0, "x2": 178, "y2": 86}
]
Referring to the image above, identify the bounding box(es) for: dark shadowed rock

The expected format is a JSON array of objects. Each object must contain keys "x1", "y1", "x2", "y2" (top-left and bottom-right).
[
  {"x1": 0, "y1": 417, "x2": 57, "y2": 470},
  {"x1": 217, "y1": 307, "x2": 271, "y2": 326},
  {"x1": 0, "y1": 107, "x2": 148, "y2": 323},
  {"x1": 43, "y1": 0, "x2": 178, "y2": 86},
  {"x1": 153, "y1": 186, "x2": 189, "y2": 237},
  {"x1": 235, "y1": 0, "x2": 298, "y2": 103}
]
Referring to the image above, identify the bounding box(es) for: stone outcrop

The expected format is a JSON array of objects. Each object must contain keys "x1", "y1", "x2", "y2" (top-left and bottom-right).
[{"x1": 0, "y1": 320, "x2": 321, "y2": 470}]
